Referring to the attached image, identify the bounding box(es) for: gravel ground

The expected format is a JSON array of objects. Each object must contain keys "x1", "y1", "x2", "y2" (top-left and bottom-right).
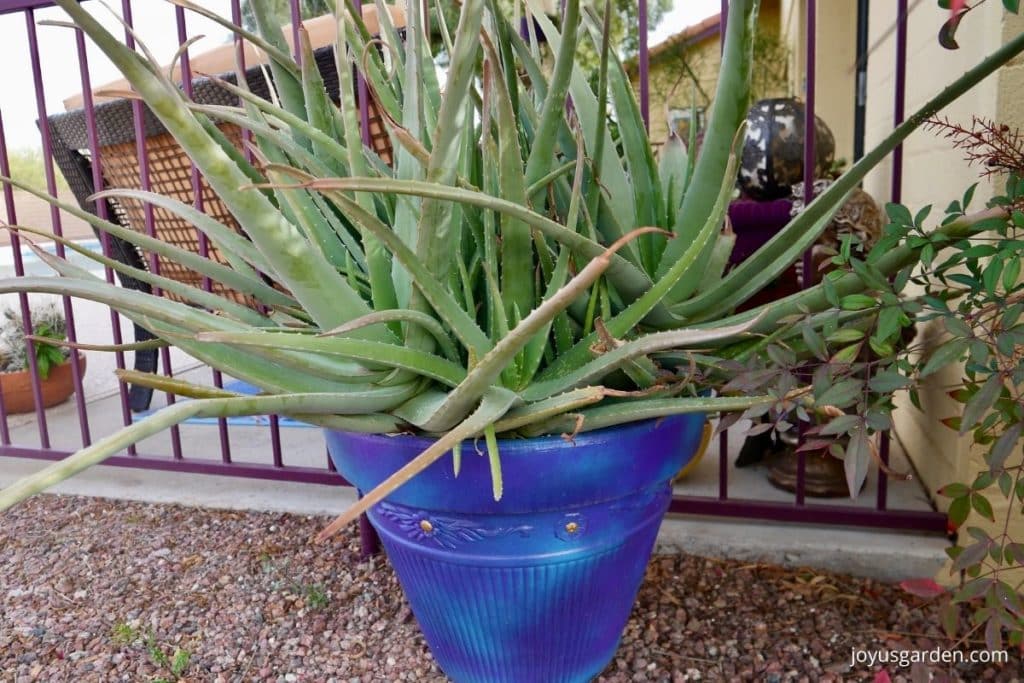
[{"x1": 1, "y1": 495, "x2": 1021, "y2": 683}]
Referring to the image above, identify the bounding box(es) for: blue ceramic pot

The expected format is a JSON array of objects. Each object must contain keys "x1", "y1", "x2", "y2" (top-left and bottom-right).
[{"x1": 325, "y1": 414, "x2": 705, "y2": 683}]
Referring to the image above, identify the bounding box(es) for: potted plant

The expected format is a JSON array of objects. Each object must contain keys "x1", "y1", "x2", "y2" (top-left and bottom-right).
[
  {"x1": 1, "y1": 0, "x2": 1022, "y2": 680},
  {"x1": 0, "y1": 300, "x2": 85, "y2": 413}
]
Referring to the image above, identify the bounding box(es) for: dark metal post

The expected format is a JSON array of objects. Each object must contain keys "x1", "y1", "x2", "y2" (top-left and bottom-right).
[
  {"x1": 796, "y1": 0, "x2": 819, "y2": 507},
  {"x1": 75, "y1": 28, "x2": 136, "y2": 448},
  {"x1": 853, "y1": 0, "x2": 869, "y2": 161},
  {"x1": 639, "y1": 0, "x2": 649, "y2": 129},
  {"x1": 879, "y1": 0, "x2": 909, "y2": 511}
]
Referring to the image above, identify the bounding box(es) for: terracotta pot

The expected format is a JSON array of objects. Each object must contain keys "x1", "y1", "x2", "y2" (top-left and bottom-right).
[
  {"x1": 767, "y1": 439, "x2": 866, "y2": 498},
  {"x1": 0, "y1": 353, "x2": 86, "y2": 414}
]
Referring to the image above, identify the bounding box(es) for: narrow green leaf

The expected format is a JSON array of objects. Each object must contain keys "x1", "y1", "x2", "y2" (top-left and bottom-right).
[
  {"x1": 960, "y1": 373, "x2": 1003, "y2": 433},
  {"x1": 920, "y1": 338, "x2": 969, "y2": 378},
  {"x1": 988, "y1": 423, "x2": 1022, "y2": 471}
]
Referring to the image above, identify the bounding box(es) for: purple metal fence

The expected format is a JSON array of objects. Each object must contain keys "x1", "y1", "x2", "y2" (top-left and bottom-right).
[{"x1": 0, "y1": 0, "x2": 948, "y2": 535}]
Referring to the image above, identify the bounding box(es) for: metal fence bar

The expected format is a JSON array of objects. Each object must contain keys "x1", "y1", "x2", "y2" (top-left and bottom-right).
[
  {"x1": 174, "y1": 2, "x2": 233, "y2": 465},
  {"x1": 10, "y1": 10, "x2": 52, "y2": 448},
  {"x1": 1, "y1": 444, "x2": 350, "y2": 486},
  {"x1": 638, "y1": 0, "x2": 649, "y2": 129},
  {"x1": 717, "y1": 0, "x2": 729, "y2": 505},
  {"x1": 878, "y1": 0, "x2": 910, "y2": 511},
  {"x1": 0, "y1": 111, "x2": 19, "y2": 444},
  {"x1": 75, "y1": 26, "x2": 137, "y2": 453},
  {"x1": 225, "y1": 0, "x2": 286, "y2": 468},
  {"x1": 27, "y1": 11, "x2": 91, "y2": 450},
  {"x1": 670, "y1": 497, "x2": 949, "y2": 533},
  {"x1": 120, "y1": 0, "x2": 185, "y2": 459},
  {"x1": 290, "y1": 0, "x2": 302, "y2": 62},
  {"x1": 795, "y1": 0, "x2": 819, "y2": 508}
]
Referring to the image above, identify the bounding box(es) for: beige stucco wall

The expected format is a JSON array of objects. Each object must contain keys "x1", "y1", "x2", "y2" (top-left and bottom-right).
[
  {"x1": 862, "y1": 1, "x2": 1001, "y2": 506},
  {"x1": 642, "y1": 36, "x2": 722, "y2": 145},
  {"x1": 634, "y1": 1, "x2": 784, "y2": 146},
  {"x1": 812, "y1": 2, "x2": 857, "y2": 164}
]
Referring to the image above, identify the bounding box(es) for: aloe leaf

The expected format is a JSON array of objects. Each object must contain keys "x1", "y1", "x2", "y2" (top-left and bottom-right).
[
  {"x1": 492, "y1": 385, "x2": 605, "y2": 434},
  {"x1": 523, "y1": 393, "x2": 777, "y2": 436},
  {"x1": 451, "y1": 440, "x2": 462, "y2": 477},
  {"x1": 0, "y1": 392, "x2": 410, "y2": 512},
  {"x1": 416, "y1": 0, "x2": 485, "y2": 288},
  {"x1": 54, "y1": 0, "x2": 377, "y2": 334},
  {"x1": 7, "y1": 178, "x2": 294, "y2": 309},
  {"x1": 321, "y1": 310, "x2": 460, "y2": 362},
  {"x1": 34, "y1": 338, "x2": 168, "y2": 354},
  {"x1": 535, "y1": 150, "x2": 738, "y2": 381},
  {"x1": 246, "y1": 0, "x2": 308, "y2": 123},
  {"x1": 372, "y1": 0, "x2": 406, "y2": 80},
  {"x1": 195, "y1": 113, "x2": 269, "y2": 191},
  {"x1": 170, "y1": 0, "x2": 299, "y2": 78},
  {"x1": 482, "y1": 425, "x2": 503, "y2": 500},
  {"x1": 139, "y1": 315, "x2": 391, "y2": 389},
  {"x1": 712, "y1": 207, "x2": 1010, "y2": 337},
  {"x1": 389, "y1": 0, "x2": 427, "y2": 310},
  {"x1": 658, "y1": 133, "x2": 688, "y2": 227},
  {"x1": 522, "y1": 2, "x2": 639, "y2": 263},
  {"x1": 0, "y1": 275, "x2": 377, "y2": 392},
  {"x1": 92, "y1": 186, "x2": 271, "y2": 281},
  {"x1": 519, "y1": 244, "x2": 571, "y2": 389},
  {"x1": 481, "y1": 32, "x2": 534, "y2": 323},
  {"x1": 196, "y1": 330, "x2": 466, "y2": 387},
  {"x1": 581, "y1": 7, "x2": 662, "y2": 270},
  {"x1": 297, "y1": 27, "x2": 347, "y2": 177},
  {"x1": 484, "y1": 0, "x2": 520, "y2": 123},
  {"x1": 333, "y1": 9, "x2": 397, "y2": 316},
  {"x1": 523, "y1": 315, "x2": 761, "y2": 402},
  {"x1": 189, "y1": 77, "x2": 352, "y2": 168},
  {"x1": 116, "y1": 366, "x2": 401, "y2": 433},
  {"x1": 677, "y1": 196, "x2": 844, "y2": 321},
  {"x1": 263, "y1": 166, "x2": 356, "y2": 272},
  {"x1": 523, "y1": 0, "x2": 579, "y2": 198},
  {"x1": 114, "y1": 368, "x2": 240, "y2": 399},
  {"x1": 586, "y1": 0, "x2": 613, "y2": 233},
  {"x1": 696, "y1": 229, "x2": 737, "y2": 294},
  {"x1": 193, "y1": 104, "x2": 347, "y2": 194},
  {"x1": 17, "y1": 227, "x2": 268, "y2": 326},
  {"x1": 304, "y1": 177, "x2": 653, "y2": 299},
  {"x1": 336, "y1": 11, "x2": 402, "y2": 127},
  {"x1": 656, "y1": 0, "x2": 756, "y2": 298},
  {"x1": 411, "y1": 228, "x2": 661, "y2": 433},
  {"x1": 525, "y1": 161, "x2": 576, "y2": 198},
  {"x1": 315, "y1": 188, "x2": 492, "y2": 357},
  {"x1": 316, "y1": 386, "x2": 520, "y2": 540}
]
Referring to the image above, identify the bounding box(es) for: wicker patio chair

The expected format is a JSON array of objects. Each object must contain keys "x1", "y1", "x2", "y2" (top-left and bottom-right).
[{"x1": 46, "y1": 8, "x2": 404, "y2": 411}]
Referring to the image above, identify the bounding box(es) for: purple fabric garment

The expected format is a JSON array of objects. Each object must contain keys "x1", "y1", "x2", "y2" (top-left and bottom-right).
[
  {"x1": 726, "y1": 198, "x2": 799, "y2": 311},
  {"x1": 727, "y1": 198, "x2": 794, "y2": 264}
]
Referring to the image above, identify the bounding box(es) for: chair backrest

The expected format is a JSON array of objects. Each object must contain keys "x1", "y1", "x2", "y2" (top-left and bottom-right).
[{"x1": 47, "y1": 8, "x2": 404, "y2": 308}]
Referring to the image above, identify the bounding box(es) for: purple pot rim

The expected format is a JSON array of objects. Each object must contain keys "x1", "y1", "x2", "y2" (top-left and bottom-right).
[{"x1": 329, "y1": 413, "x2": 699, "y2": 453}]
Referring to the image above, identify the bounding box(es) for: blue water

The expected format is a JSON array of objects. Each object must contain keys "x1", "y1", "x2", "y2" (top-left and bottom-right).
[{"x1": 0, "y1": 238, "x2": 105, "y2": 278}]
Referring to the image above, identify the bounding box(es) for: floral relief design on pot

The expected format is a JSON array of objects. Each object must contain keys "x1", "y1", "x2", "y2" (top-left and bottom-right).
[{"x1": 375, "y1": 501, "x2": 534, "y2": 550}]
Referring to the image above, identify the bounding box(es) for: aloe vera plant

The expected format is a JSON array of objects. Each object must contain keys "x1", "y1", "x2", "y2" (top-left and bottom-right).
[{"x1": 1, "y1": 0, "x2": 1022, "y2": 536}]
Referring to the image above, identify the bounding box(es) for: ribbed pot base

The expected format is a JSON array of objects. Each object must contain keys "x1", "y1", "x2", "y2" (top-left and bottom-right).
[
  {"x1": 372, "y1": 489, "x2": 670, "y2": 682},
  {"x1": 325, "y1": 415, "x2": 706, "y2": 683}
]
